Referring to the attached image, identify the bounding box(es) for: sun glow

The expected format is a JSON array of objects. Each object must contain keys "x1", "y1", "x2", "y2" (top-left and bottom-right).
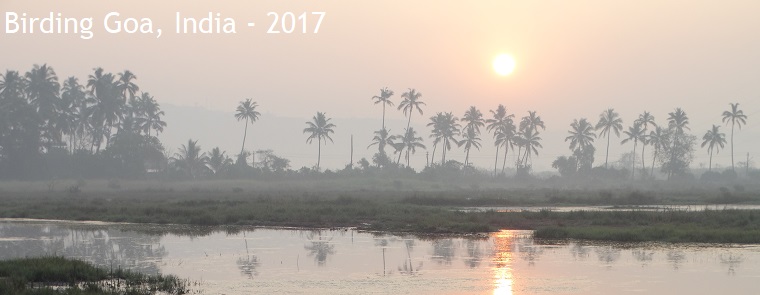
[{"x1": 493, "y1": 54, "x2": 516, "y2": 76}]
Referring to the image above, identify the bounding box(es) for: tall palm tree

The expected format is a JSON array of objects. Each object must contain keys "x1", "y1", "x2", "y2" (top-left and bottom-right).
[
  {"x1": 721, "y1": 103, "x2": 747, "y2": 172},
  {"x1": 519, "y1": 111, "x2": 545, "y2": 133},
  {"x1": 371, "y1": 87, "x2": 394, "y2": 130},
  {"x1": 398, "y1": 88, "x2": 425, "y2": 132},
  {"x1": 458, "y1": 127, "x2": 481, "y2": 166},
  {"x1": 462, "y1": 106, "x2": 485, "y2": 134},
  {"x1": 701, "y1": 125, "x2": 726, "y2": 172},
  {"x1": 399, "y1": 127, "x2": 426, "y2": 167},
  {"x1": 666, "y1": 108, "x2": 690, "y2": 179},
  {"x1": 116, "y1": 70, "x2": 139, "y2": 123},
  {"x1": 26, "y1": 64, "x2": 61, "y2": 146},
  {"x1": 486, "y1": 105, "x2": 514, "y2": 174},
  {"x1": 636, "y1": 111, "x2": 657, "y2": 173},
  {"x1": 60, "y1": 76, "x2": 86, "y2": 153},
  {"x1": 648, "y1": 126, "x2": 669, "y2": 177},
  {"x1": 87, "y1": 68, "x2": 120, "y2": 151},
  {"x1": 234, "y1": 99, "x2": 261, "y2": 163},
  {"x1": 137, "y1": 93, "x2": 166, "y2": 136},
  {"x1": 621, "y1": 121, "x2": 646, "y2": 179},
  {"x1": 427, "y1": 112, "x2": 461, "y2": 165},
  {"x1": 595, "y1": 108, "x2": 623, "y2": 168},
  {"x1": 519, "y1": 128, "x2": 542, "y2": 167},
  {"x1": 565, "y1": 118, "x2": 596, "y2": 152},
  {"x1": 172, "y1": 139, "x2": 208, "y2": 179},
  {"x1": 303, "y1": 112, "x2": 336, "y2": 170},
  {"x1": 494, "y1": 122, "x2": 517, "y2": 174}
]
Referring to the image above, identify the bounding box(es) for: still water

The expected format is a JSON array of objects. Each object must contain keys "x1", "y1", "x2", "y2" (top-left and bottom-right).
[{"x1": 1, "y1": 219, "x2": 758, "y2": 294}]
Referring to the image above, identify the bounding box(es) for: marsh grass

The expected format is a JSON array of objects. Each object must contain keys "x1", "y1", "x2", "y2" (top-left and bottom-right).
[{"x1": 0, "y1": 256, "x2": 189, "y2": 295}]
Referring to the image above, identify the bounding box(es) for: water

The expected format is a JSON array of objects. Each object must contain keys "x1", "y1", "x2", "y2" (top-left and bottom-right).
[
  {"x1": 1, "y1": 219, "x2": 759, "y2": 294},
  {"x1": 461, "y1": 204, "x2": 760, "y2": 213}
]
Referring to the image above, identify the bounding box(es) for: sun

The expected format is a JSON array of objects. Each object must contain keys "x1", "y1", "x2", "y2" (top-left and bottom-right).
[{"x1": 493, "y1": 54, "x2": 516, "y2": 76}]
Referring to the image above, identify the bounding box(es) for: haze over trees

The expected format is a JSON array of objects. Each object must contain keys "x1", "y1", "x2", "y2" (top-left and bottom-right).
[{"x1": 0, "y1": 66, "x2": 755, "y2": 183}]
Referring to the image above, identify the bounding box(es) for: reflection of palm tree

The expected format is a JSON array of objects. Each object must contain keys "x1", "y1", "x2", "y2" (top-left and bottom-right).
[
  {"x1": 304, "y1": 231, "x2": 335, "y2": 266},
  {"x1": 595, "y1": 108, "x2": 623, "y2": 168},
  {"x1": 463, "y1": 240, "x2": 483, "y2": 268},
  {"x1": 621, "y1": 121, "x2": 645, "y2": 179},
  {"x1": 371, "y1": 87, "x2": 394, "y2": 130},
  {"x1": 303, "y1": 112, "x2": 336, "y2": 171},
  {"x1": 431, "y1": 239, "x2": 456, "y2": 265},
  {"x1": 701, "y1": 125, "x2": 726, "y2": 172},
  {"x1": 595, "y1": 246, "x2": 621, "y2": 267},
  {"x1": 721, "y1": 103, "x2": 747, "y2": 172}
]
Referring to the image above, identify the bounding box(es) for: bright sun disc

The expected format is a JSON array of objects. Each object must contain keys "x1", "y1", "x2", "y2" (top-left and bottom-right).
[{"x1": 493, "y1": 54, "x2": 516, "y2": 76}]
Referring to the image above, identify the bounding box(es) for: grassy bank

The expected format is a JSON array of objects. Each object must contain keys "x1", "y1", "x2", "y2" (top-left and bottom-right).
[
  {"x1": 2, "y1": 189, "x2": 760, "y2": 243},
  {"x1": 0, "y1": 256, "x2": 189, "y2": 295}
]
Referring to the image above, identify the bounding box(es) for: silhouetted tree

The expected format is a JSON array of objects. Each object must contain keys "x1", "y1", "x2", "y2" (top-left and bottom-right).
[
  {"x1": 595, "y1": 108, "x2": 623, "y2": 168},
  {"x1": 666, "y1": 108, "x2": 690, "y2": 179},
  {"x1": 486, "y1": 105, "x2": 515, "y2": 175},
  {"x1": 399, "y1": 127, "x2": 426, "y2": 167},
  {"x1": 721, "y1": 103, "x2": 747, "y2": 172},
  {"x1": 648, "y1": 126, "x2": 669, "y2": 177},
  {"x1": 171, "y1": 139, "x2": 208, "y2": 179},
  {"x1": 303, "y1": 112, "x2": 335, "y2": 170},
  {"x1": 234, "y1": 99, "x2": 261, "y2": 165},
  {"x1": 636, "y1": 111, "x2": 657, "y2": 172},
  {"x1": 621, "y1": 121, "x2": 645, "y2": 179},
  {"x1": 458, "y1": 127, "x2": 481, "y2": 167},
  {"x1": 398, "y1": 88, "x2": 425, "y2": 132},
  {"x1": 701, "y1": 125, "x2": 726, "y2": 172},
  {"x1": 371, "y1": 87, "x2": 394, "y2": 130}
]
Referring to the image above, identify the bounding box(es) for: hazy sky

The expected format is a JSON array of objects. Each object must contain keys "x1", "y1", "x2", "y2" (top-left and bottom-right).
[{"x1": 3, "y1": 1, "x2": 760, "y2": 171}]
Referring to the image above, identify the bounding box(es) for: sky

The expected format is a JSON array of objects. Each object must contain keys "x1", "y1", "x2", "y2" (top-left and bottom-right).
[{"x1": 2, "y1": 0, "x2": 760, "y2": 172}]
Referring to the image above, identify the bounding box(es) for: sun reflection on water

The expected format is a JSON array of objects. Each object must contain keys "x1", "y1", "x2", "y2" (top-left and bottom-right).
[{"x1": 492, "y1": 230, "x2": 515, "y2": 295}]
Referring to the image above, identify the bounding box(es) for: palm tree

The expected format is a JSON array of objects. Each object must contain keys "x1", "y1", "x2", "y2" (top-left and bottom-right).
[
  {"x1": 428, "y1": 112, "x2": 461, "y2": 165},
  {"x1": 371, "y1": 87, "x2": 394, "y2": 130},
  {"x1": 701, "y1": 125, "x2": 726, "y2": 172},
  {"x1": 367, "y1": 128, "x2": 396, "y2": 156},
  {"x1": 666, "y1": 108, "x2": 690, "y2": 179},
  {"x1": 399, "y1": 127, "x2": 426, "y2": 167},
  {"x1": 648, "y1": 126, "x2": 669, "y2": 177},
  {"x1": 137, "y1": 93, "x2": 166, "y2": 136},
  {"x1": 398, "y1": 88, "x2": 425, "y2": 132},
  {"x1": 87, "y1": 68, "x2": 121, "y2": 151},
  {"x1": 462, "y1": 106, "x2": 485, "y2": 134},
  {"x1": 621, "y1": 121, "x2": 646, "y2": 179},
  {"x1": 234, "y1": 99, "x2": 261, "y2": 164},
  {"x1": 636, "y1": 111, "x2": 657, "y2": 173},
  {"x1": 458, "y1": 127, "x2": 481, "y2": 166},
  {"x1": 595, "y1": 108, "x2": 623, "y2": 168},
  {"x1": 116, "y1": 70, "x2": 139, "y2": 123},
  {"x1": 172, "y1": 139, "x2": 208, "y2": 179},
  {"x1": 721, "y1": 103, "x2": 747, "y2": 172},
  {"x1": 486, "y1": 105, "x2": 515, "y2": 175},
  {"x1": 519, "y1": 128, "x2": 542, "y2": 167},
  {"x1": 517, "y1": 111, "x2": 545, "y2": 167},
  {"x1": 60, "y1": 76, "x2": 86, "y2": 153},
  {"x1": 303, "y1": 112, "x2": 336, "y2": 170},
  {"x1": 26, "y1": 64, "x2": 61, "y2": 147},
  {"x1": 208, "y1": 147, "x2": 233, "y2": 175},
  {"x1": 494, "y1": 122, "x2": 517, "y2": 174},
  {"x1": 565, "y1": 118, "x2": 596, "y2": 152}
]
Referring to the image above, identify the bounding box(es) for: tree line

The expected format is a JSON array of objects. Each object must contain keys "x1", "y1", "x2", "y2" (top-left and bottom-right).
[{"x1": 0, "y1": 64, "x2": 752, "y2": 181}]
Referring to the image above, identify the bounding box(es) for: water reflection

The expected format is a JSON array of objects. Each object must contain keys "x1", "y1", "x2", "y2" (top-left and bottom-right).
[
  {"x1": 595, "y1": 246, "x2": 621, "y2": 268},
  {"x1": 492, "y1": 230, "x2": 514, "y2": 295},
  {"x1": 303, "y1": 230, "x2": 335, "y2": 266},
  {"x1": 236, "y1": 231, "x2": 260, "y2": 278},
  {"x1": 719, "y1": 252, "x2": 743, "y2": 275},
  {"x1": 431, "y1": 239, "x2": 456, "y2": 265},
  {"x1": 463, "y1": 239, "x2": 483, "y2": 268}
]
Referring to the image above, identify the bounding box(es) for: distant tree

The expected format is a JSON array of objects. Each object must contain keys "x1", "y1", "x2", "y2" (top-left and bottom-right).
[
  {"x1": 519, "y1": 128, "x2": 542, "y2": 167},
  {"x1": 565, "y1": 118, "x2": 596, "y2": 172},
  {"x1": 234, "y1": 99, "x2": 261, "y2": 165},
  {"x1": 721, "y1": 103, "x2": 747, "y2": 172},
  {"x1": 172, "y1": 139, "x2": 208, "y2": 179},
  {"x1": 701, "y1": 125, "x2": 726, "y2": 172},
  {"x1": 647, "y1": 126, "x2": 669, "y2": 177},
  {"x1": 552, "y1": 156, "x2": 578, "y2": 177},
  {"x1": 398, "y1": 88, "x2": 425, "y2": 132},
  {"x1": 87, "y1": 68, "x2": 121, "y2": 151},
  {"x1": 595, "y1": 108, "x2": 623, "y2": 168},
  {"x1": 621, "y1": 121, "x2": 645, "y2": 179},
  {"x1": 636, "y1": 111, "x2": 656, "y2": 172},
  {"x1": 367, "y1": 128, "x2": 396, "y2": 166},
  {"x1": 303, "y1": 112, "x2": 336, "y2": 171},
  {"x1": 427, "y1": 112, "x2": 460, "y2": 165},
  {"x1": 399, "y1": 127, "x2": 426, "y2": 167},
  {"x1": 486, "y1": 105, "x2": 515, "y2": 175},
  {"x1": 462, "y1": 106, "x2": 485, "y2": 134},
  {"x1": 458, "y1": 127, "x2": 482, "y2": 167},
  {"x1": 517, "y1": 111, "x2": 545, "y2": 167},
  {"x1": 208, "y1": 147, "x2": 233, "y2": 175},
  {"x1": 26, "y1": 64, "x2": 61, "y2": 148},
  {"x1": 666, "y1": 108, "x2": 690, "y2": 179},
  {"x1": 256, "y1": 149, "x2": 291, "y2": 172},
  {"x1": 137, "y1": 93, "x2": 166, "y2": 137},
  {"x1": 371, "y1": 87, "x2": 394, "y2": 130}
]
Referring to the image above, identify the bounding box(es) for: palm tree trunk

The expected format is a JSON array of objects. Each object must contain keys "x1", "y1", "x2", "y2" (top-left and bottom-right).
[
  {"x1": 382, "y1": 104, "x2": 386, "y2": 130},
  {"x1": 605, "y1": 135, "x2": 610, "y2": 168},
  {"x1": 406, "y1": 113, "x2": 412, "y2": 133},
  {"x1": 641, "y1": 141, "x2": 646, "y2": 174},
  {"x1": 431, "y1": 144, "x2": 437, "y2": 167},
  {"x1": 502, "y1": 144, "x2": 509, "y2": 174},
  {"x1": 632, "y1": 141, "x2": 637, "y2": 179},
  {"x1": 493, "y1": 145, "x2": 499, "y2": 175},
  {"x1": 406, "y1": 149, "x2": 411, "y2": 167},
  {"x1": 651, "y1": 149, "x2": 657, "y2": 177},
  {"x1": 317, "y1": 138, "x2": 322, "y2": 171},
  {"x1": 709, "y1": 149, "x2": 713, "y2": 171},
  {"x1": 240, "y1": 118, "x2": 249, "y2": 157},
  {"x1": 465, "y1": 147, "x2": 470, "y2": 167},
  {"x1": 731, "y1": 123, "x2": 735, "y2": 172}
]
